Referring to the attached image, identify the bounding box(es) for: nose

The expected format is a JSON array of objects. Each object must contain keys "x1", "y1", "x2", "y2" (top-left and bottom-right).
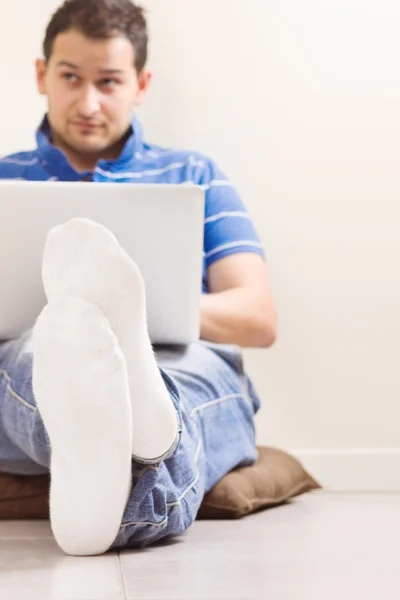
[{"x1": 76, "y1": 84, "x2": 101, "y2": 118}]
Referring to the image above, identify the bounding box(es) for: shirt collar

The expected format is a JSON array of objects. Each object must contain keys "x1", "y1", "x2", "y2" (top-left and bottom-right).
[{"x1": 36, "y1": 114, "x2": 144, "y2": 180}]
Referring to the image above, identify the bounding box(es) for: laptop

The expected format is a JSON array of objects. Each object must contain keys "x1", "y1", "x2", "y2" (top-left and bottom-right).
[{"x1": 0, "y1": 180, "x2": 204, "y2": 344}]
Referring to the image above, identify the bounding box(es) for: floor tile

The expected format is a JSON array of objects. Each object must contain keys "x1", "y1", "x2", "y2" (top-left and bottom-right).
[
  {"x1": 121, "y1": 492, "x2": 400, "y2": 600},
  {"x1": 0, "y1": 538, "x2": 125, "y2": 600},
  {"x1": 2, "y1": 493, "x2": 400, "y2": 600}
]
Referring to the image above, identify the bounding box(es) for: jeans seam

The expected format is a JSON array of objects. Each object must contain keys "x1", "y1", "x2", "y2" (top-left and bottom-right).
[
  {"x1": 0, "y1": 369, "x2": 36, "y2": 412},
  {"x1": 137, "y1": 465, "x2": 160, "y2": 481},
  {"x1": 120, "y1": 516, "x2": 169, "y2": 529},
  {"x1": 190, "y1": 393, "x2": 246, "y2": 417},
  {"x1": 162, "y1": 367, "x2": 248, "y2": 416},
  {"x1": 120, "y1": 440, "x2": 202, "y2": 529},
  {"x1": 166, "y1": 470, "x2": 200, "y2": 508}
]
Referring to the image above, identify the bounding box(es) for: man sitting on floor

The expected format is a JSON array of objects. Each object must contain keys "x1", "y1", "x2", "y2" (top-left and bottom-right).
[{"x1": 0, "y1": 0, "x2": 277, "y2": 556}]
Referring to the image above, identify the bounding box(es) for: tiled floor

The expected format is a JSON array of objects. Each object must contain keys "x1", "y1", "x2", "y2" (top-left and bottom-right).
[{"x1": 1, "y1": 491, "x2": 399, "y2": 599}]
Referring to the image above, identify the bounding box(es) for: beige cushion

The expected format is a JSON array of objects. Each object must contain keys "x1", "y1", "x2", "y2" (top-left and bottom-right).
[
  {"x1": 197, "y1": 446, "x2": 321, "y2": 519},
  {"x1": 0, "y1": 446, "x2": 320, "y2": 521}
]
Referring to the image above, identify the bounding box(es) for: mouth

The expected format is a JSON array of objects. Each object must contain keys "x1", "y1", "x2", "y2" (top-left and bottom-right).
[{"x1": 72, "y1": 121, "x2": 102, "y2": 132}]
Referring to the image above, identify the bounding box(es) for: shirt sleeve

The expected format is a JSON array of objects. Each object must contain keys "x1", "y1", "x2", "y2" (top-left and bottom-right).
[{"x1": 198, "y1": 157, "x2": 265, "y2": 269}]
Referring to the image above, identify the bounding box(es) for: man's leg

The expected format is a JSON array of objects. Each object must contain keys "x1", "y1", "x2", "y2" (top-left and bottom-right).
[
  {"x1": 0, "y1": 300, "x2": 135, "y2": 557},
  {"x1": 2, "y1": 218, "x2": 181, "y2": 556},
  {"x1": 0, "y1": 335, "x2": 258, "y2": 553},
  {"x1": 43, "y1": 218, "x2": 258, "y2": 551},
  {"x1": 0, "y1": 331, "x2": 50, "y2": 475},
  {"x1": 0, "y1": 218, "x2": 259, "y2": 554},
  {"x1": 110, "y1": 341, "x2": 259, "y2": 550},
  {"x1": 42, "y1": 218, "x2": 179, "y2": 463}
]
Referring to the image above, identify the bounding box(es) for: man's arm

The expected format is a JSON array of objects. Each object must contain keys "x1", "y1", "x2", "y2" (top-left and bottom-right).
[{"x1": 200, "y1": 253, "x2": 278, "y2": 348}]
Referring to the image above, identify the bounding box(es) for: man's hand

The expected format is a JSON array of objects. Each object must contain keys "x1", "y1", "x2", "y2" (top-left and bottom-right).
[{"x1": 200, "y1": 254, "x2": 278, "y2": 348}]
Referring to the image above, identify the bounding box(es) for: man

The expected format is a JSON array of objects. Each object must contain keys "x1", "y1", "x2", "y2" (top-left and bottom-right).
[{"x1": 0, "y1": 0, "x2": 277, "y2": 556}]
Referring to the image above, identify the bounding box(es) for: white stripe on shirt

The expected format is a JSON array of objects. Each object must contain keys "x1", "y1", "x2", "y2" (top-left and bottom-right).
[
  {"x1": 205, "y1": 240, "x2": 264, "y2": 259},
  {"x1": 204, "y1": 211, "x2": 251, "y2": 225},
  {"x1": 95, "y1": 156, "x2": 205, "y2": 180},
  {"x1": 139, "y1": 149, "x2": 186, "y2": 160},
  {"x1": 0, "y1": 157, "x2": 39, "y2": 166},
  {"x1": 200, "y1": 180, "x2": 235, "y2": 191},
  {"x1": 3, "y1": 175, "x2": 58, "y2": 181}
]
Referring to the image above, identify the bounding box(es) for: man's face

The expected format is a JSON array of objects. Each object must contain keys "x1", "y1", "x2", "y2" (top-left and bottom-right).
[{"x1": 36, "y1": 29, "x2": 151, "y2": 157}]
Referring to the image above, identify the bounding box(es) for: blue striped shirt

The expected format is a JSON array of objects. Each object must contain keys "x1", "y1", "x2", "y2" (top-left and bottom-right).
[{"x1": 0, "y1": 116, "x2": 264, "y2": 291}]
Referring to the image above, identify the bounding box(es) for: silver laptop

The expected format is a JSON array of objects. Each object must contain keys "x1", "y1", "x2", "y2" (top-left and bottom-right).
[{"x1": 0, "y1": 180, "x2": 204, "y2": 344}]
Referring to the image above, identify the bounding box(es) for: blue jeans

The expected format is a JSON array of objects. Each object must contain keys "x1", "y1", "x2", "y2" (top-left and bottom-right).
[{"x1": 0, "y1": 332, "x2": 260, "y2": 550}]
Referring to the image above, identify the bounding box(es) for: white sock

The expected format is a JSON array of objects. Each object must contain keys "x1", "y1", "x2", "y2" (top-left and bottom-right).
[
  {"x1": 41, "y1": 218, "x2": 179, "y2": 462},
  {"x1": 32, "y1": 297, "x2": 133, "y2": 556}
]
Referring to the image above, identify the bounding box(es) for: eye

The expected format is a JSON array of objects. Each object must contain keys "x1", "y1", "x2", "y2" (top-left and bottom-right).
[
  {"x1": 100, "y1": 78, "x2": 118, "y2": 89},
  {"x1": 63, "y1": 73, "x2": 79, "y2": 83}
]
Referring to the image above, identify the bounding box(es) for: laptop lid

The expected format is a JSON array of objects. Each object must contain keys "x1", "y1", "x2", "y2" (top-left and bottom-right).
[{"x1": 0, "y1": 180, "x2": 204, "y2": 344}]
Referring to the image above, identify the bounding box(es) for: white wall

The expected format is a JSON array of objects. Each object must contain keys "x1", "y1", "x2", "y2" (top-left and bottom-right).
[{"x1": 1, "y1": 0, "x2": 399, "y2": 489}]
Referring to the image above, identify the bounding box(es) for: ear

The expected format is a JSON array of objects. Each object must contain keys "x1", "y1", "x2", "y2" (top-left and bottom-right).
[
  {"x1": 134, "y1": 70, "x2": 152, "y2": 106},
  {"x1": 36, "y1": 59, "x2": 48, "y2": 96}
]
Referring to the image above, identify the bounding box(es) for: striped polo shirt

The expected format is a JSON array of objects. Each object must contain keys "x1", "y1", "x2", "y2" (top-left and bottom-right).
[{"x1": 0, "y1": 116, "x2": 264, "y2": 291}]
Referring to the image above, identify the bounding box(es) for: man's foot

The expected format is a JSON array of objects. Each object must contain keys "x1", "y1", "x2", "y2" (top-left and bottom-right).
[
  {"x1": 41, "y1": 218, "x2": 179, "y2": 462},
  {"x1": 32, "y1": 297, "x2": 133, "y2": 556}
]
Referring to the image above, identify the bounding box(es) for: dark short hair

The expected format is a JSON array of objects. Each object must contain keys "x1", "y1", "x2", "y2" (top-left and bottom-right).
[{"x1": 43, "y1": 0, "x2": 148, "y2": 73}]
